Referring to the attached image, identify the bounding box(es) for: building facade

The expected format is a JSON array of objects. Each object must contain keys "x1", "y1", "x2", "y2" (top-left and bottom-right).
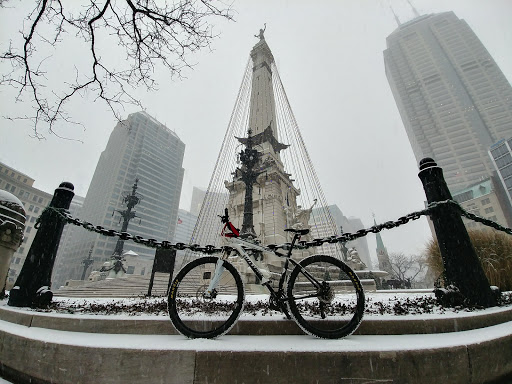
[
  {"x1": 190, "y1": 187, "x2": 206, "y2": 217},
  {"x1": 384, "y1": 11, "x2": 512, "y2": 193},
  {"x1": 309, "y1": 205, "x2": 372, "y2": 269},
  {"x1": 452, "y1": 177, "x2": 511, "y2": 230},
  {"x1": 173, "y1": 208, "x2": 198, "y2": 267},
  {"x1": 489, "y1": 138, "x2": 512, "y2": 210},
  {"x1": 52, "y1": 111, "x2": 185, "y2": 287}
]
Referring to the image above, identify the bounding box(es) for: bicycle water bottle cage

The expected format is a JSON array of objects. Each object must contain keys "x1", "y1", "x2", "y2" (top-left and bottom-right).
[{"x1": 222, "y1": 222, "x2": 240, "y2": 238}]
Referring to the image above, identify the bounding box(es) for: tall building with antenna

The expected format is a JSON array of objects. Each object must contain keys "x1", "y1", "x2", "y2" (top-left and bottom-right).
[
  {"x1": 52, "y1": 111, "x2": 185, "y2": 288},
  {"x1": 384, "y1": 10, "x2": 512, "y2": 192}
]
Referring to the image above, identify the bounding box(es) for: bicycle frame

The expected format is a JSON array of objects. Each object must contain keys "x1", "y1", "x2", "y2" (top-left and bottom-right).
[{"x1": 206, "y1": 227, "x2": 323, "y2": 307}]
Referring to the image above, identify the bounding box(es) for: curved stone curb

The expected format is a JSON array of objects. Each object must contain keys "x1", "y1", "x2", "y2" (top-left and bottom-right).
[
  {"x1": 1, "y1": 304, "x2": 511, "y2": 336},
  {"x1": 0, "y1": 319, "x2": 511, "y2": 384}
]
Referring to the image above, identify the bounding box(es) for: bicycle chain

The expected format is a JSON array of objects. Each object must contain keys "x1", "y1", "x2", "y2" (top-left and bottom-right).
[{"x1": 43, "y1": 199, "x2": 512, "y2": 254}]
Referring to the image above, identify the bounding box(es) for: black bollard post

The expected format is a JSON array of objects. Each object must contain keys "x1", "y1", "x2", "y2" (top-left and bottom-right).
[
  {"x1": 8, "y1": 182, "x2": 74, "y2": 307},
  {"x1": 418, "y1": 158, "x2": 495, "y2": 307}
]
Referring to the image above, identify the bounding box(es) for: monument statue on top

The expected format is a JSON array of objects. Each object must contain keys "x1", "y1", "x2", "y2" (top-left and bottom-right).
[
  {"x1": 254, "y1": 23, "x2": 266, "y2": 40},
  {"x1": 293, "y1": 199, "x2": 317, "y2": 229}
]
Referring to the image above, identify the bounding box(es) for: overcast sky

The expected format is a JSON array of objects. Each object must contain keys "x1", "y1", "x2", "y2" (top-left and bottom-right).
[{"x1": 1, "y1": 0, "x2": 511, "y2": 262}]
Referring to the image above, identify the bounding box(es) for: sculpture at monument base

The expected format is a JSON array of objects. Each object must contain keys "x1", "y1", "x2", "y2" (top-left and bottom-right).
[
  {"x1": 346, "y1": 247, "x2": 367, "y2": 271},
  {"x1": 0, "y1": 190, "x2": 26, "y2": 296}
]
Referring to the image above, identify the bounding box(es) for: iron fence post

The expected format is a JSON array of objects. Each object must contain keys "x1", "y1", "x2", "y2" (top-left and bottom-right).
[
  {"x1": 418, "y1": 158, "x2": 495, "y2": 307},
  {"x1": 8, "y1": 182, "x2": 74, "y2": 307}
]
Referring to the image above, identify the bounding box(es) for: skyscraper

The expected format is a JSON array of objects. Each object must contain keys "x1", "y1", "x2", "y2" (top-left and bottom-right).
[
  {"x1": 384, "y1": 11, "x2": 512, "y2": 192},
  {"x1": 52, "y1": 111, "x2": 185, "y2": 287}
]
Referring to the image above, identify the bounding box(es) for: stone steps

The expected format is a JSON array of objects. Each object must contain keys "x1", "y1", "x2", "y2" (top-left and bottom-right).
[
  {"x1": 53, "y1": 272, "x2": 277, "y2": 298},
  {"x1": 54, "y1": 274, "x2": 171, "y2": 298},
  {"x1": 0, "y1": 303, "x2": 511, "y2": 384}
]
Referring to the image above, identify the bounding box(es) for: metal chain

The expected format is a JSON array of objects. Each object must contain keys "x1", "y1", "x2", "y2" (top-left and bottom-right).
[
  {"x1": 42, "y1": 199, "x2": 512, "y2": 255},
  {"x1": 441, "y1": 199, "x2": 512, "y2": 235}
]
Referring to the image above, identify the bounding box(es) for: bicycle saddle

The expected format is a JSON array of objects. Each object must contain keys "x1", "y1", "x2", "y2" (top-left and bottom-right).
[{"x1": 284, "y1": 228, "x2": 310, "y2": 235}]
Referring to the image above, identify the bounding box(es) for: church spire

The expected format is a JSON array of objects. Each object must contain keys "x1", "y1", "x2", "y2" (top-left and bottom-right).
[
  {"x1": 374, "y1": 217, "x2": 387, "y2": 253},
  {"x1": 374, "y1": 216, "x2": 393, "y2": 275}
]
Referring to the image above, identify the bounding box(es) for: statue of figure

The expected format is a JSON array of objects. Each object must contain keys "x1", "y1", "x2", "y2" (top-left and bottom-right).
[
  {"x1": 293, "y1": 199, "x2": 317, "y2": 229},
  {"x1": 284, "y1": 206, "x2": 294, "y2": 228},
  {"x1": 88, "y1": 270, "x2": 101, "y2": 282},
  {"x1": 100, "y1": 254, "x2": 127, "y2": 278},
  {"x1": 254, "y1": 23, "x2": 266, "y2": 40},
  {"x1": 347, "y1": 247, "x2": 367, "y2": 270}
]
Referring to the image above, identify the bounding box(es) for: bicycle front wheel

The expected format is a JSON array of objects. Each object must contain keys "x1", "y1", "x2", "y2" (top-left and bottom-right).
[
  {"x1": 286, "y1": 254, "x2": 365, "y2": 339},
  {"x1": 168, "y1": 256, "x2": 244, "y2": 339}
]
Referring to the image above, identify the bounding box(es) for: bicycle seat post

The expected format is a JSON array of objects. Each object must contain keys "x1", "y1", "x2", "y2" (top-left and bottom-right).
[{"x1": 287, "y1": 233, "x2": 300, "y2": 258}]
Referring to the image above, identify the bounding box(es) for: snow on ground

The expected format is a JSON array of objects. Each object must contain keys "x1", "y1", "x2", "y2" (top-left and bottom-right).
[
  {"x1": 2, "y1": 290, "x2": 510, "y2": 321},
  {"x1": 0, "y1": 291, "x2": 511, "y2": 353}
]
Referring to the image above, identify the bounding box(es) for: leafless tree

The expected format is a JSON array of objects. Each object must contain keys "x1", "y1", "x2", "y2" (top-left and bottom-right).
[
  {"x1": 388, "y1": 252, "x2": 426, "y2": 283},
  {"x1": 0, "y1": 0, "x2": 233, "y2": 138}
]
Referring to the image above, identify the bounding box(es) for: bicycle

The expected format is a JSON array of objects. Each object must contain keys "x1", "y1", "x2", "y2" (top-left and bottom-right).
[{"x1": 168, "y1": 209, "x2": 365, "y2": 339}]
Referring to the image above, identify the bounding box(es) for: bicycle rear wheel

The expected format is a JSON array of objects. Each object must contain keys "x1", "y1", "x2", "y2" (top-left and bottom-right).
[
  {"x1": 286, "y1": 254, "x2": 365, "y2": 339},
  {"x1": 168, "y1": 256, "x2": 244, "y2": 339}
]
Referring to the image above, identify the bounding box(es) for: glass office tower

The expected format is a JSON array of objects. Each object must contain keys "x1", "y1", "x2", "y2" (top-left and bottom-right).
[
  {"x1": 384, "y1": 11, "x2": 512, "y2": 192},
  {"x1": 53, "y1": 111, "x2": 185, "y2": 287}
]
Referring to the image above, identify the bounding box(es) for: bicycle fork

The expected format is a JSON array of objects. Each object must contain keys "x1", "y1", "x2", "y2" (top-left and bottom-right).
[{"x1": 204, "y1": 258, "x2": 225, "y2": 299}]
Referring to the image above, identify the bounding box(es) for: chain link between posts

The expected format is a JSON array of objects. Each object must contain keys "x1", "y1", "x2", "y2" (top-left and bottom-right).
[{"x1": 42, "y1": 199, "x2": 512, "y2": 255}]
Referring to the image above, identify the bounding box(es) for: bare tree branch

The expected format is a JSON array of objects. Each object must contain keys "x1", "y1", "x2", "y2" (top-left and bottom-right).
[
  {"x1": 1, "y1": 0, "x2": 234, "y2": 137},
  {"x1": 389, "y1": 252, "x2": 426, "y2": 283}
]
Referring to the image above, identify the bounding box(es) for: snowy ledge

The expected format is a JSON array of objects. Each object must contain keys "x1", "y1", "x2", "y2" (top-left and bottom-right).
[
  {"x1": 1, "y1": 292, "x2": 511, "y2": 336},
  {"x1": 1, "y1": 293, "x2": 511, "y2": 384}
]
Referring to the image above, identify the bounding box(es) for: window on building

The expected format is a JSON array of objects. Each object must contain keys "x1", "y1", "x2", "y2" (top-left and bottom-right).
[
  {"x1": 481, "y1": 198, "x2": 491, "y2": 205},
  {"x1": 28, "y1": 205, "x2": 34, "y2": 212},
  {"x1": 26, "y1": 226, "x2": 32, "y2": 233},
  {"x1": 30, "y1": 216, "x2": 36, "y2": 223},
  {"x1": 484, "y1": 207, "x2": 494, "y2": 214},
  {"x1": 14, "y1": 257, "x2": 21, "y2": 264},
  {"x1": 38, "y1": 197, "x2": 43, "y2": 204},
  {"x1": 489, "y1": 215, "x2": 497, "y2": 221},
  {"x1": 127, "y1": 266, "x2": 135, "y2": 274},
  {"x1": 5, "y1": 183, "x2": 10, "y2": 190}
]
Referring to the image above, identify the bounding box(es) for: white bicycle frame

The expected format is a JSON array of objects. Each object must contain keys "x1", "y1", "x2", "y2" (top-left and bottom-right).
[{"x1": 205, "y1": 236, "x2": 274, "y2": 296}]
